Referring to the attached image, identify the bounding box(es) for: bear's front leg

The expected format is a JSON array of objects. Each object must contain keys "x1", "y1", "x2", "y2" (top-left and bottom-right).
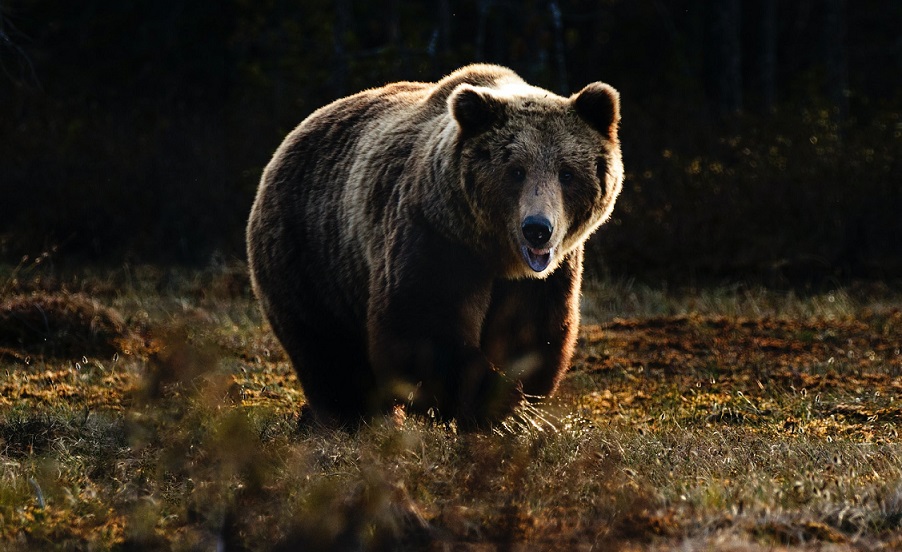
[
  {"x1": 366, "y1": 223, "x2": 521, "y2": 425},
  {"x1": 481, "y1": 245, "x2": 584, "y2": 399}
]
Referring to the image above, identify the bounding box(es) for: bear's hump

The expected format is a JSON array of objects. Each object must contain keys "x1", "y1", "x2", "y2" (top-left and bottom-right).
[{"x1": 425, "y1": 64, "x2": 524, "y2": 106}]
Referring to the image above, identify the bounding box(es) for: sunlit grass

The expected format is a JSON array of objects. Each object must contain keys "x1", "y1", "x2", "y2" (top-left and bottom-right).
[
  {"x1": 1, "y1": 265, "x2": 901, "y2": 550},
  {"x1": 579, "y1": 278, "x2": 893, "y2": 323}
]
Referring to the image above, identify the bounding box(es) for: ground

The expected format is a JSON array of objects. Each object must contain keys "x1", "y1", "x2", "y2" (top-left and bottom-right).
[{"x1": 0, "y1": 264, "x2": 900, "y2": 550}]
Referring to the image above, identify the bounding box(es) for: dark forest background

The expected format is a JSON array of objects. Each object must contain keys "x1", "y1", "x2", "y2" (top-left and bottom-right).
[{"x1": 1, "y1": 0, "x2": 900, "y2": 283}]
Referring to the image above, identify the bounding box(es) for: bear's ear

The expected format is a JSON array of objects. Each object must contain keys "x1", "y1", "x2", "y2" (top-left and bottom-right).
[
  {"x1": 572, "y1": 82, "x2": 620, "y2": 142},
  {"x1": 449, "y1": 84, "x2": 506, "y2": 137}
]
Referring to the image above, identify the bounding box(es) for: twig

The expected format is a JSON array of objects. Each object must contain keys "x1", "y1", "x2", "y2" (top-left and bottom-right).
[{"x1": 28, "y1": 477, "x2": 45, "y2": 509}]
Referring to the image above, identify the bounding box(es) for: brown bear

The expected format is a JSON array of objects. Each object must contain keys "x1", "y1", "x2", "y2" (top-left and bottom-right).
[{"x1": 246, "y1": 64, "x2": 623, "y2": 427}]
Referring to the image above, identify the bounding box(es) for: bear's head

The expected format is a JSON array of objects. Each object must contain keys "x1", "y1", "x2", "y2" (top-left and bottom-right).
[{"x1": 449, "y1": 80, "x2": 623, "y2": 279}]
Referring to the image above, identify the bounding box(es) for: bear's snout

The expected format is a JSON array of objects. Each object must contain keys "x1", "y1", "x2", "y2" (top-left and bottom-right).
[
  {"x1": 520, "y1": 215, "x2": 555, "y2": 273},
  {"x1": 521, "y1": 215, "x2": 553, "y2": 248}
]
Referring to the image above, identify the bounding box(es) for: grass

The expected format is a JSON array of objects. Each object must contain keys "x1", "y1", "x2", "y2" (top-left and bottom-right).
[{"x1": 1, "y1": 263, "x2": 901, "y2": 550}]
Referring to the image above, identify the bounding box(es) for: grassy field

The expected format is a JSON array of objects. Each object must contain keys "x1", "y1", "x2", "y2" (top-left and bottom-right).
[{"x1": 1, "y1": 263, "x2": 901, "y2": 550}]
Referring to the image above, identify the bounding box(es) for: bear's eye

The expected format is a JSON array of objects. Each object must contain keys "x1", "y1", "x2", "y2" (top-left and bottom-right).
[
  {"x1": 509, "y1": 166, "x2": 526, "y2": 182},
  {"x1": 559, "y1": 169, "x2": 574, "y2": 184}
]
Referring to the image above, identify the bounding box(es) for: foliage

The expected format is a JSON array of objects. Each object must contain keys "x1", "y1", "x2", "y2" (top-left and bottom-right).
[
  {"x1": 0, "y1": 1, "x2": 900, "y2": 280},
  {"x1": 594, "y1": 106, "x2": 902, "y2": 281}
]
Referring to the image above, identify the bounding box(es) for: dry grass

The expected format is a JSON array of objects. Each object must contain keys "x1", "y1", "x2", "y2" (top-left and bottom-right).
[{"x1": 1, "y1": 264, "x2": 901, "y2": 550}]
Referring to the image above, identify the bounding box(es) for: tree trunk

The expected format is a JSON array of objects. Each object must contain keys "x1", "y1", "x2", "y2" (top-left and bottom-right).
[
  {"x1": 760, "y1": 0, "x2": 777, "y2": 112},
  {"x1": 475, "y1": 0, "x2": 491, "y2": 62},
  {"x1": 713, "y1": 0, "x2": 743, "y2": 116},
  {"x1": 439, "y1": 0, "x2": 451, "y2": 57},
  {"x1": 823, "y1": 0, "x2": 848, "y2": 122},
  {"x1": 549, "y1": 0, "x2": 569, "y2": 94},
  {"x1": 386, "y1": 0, "x2": 403, "y2": 78},
  {"x1": 332, "y1": 0, "x2": 352, "y2": 97}
]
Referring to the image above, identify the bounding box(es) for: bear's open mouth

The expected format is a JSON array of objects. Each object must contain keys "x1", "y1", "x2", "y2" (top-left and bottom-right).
[{"x1": 522, "y1": 246, "x2": 553, "y2": 272}]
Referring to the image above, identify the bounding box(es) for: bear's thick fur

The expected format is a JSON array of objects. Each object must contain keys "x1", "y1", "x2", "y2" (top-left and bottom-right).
[{"x1": 247, "y1": 64, "x2": 623, "y2": 426}]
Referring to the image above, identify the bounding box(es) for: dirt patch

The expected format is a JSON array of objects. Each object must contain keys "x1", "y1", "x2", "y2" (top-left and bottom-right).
[
  {"x1": 578, "y1": 312, "x2": 902, "y2": 385},
  {"x1": 571, "y1": 311, "x2": 902, "y2": 441},
  {"x1": 0, "y1": 292, "x2": 131, "y2": 359}
]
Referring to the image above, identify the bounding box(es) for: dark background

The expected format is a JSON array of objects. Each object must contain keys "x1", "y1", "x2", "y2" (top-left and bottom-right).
[{"x1": 1, "y1": 0, "x2": 900, "y2": 283}]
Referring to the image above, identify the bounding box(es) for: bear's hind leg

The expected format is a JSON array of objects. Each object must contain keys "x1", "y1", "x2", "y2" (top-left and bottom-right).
[{"x1": 274, "y1": 319, "x2": 377, "y2": 427}]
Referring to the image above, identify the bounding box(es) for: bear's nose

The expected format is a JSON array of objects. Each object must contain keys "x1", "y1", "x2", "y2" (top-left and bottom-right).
[{"x1": 522, "y1": 216, "x2": 554, "y2": 248}]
